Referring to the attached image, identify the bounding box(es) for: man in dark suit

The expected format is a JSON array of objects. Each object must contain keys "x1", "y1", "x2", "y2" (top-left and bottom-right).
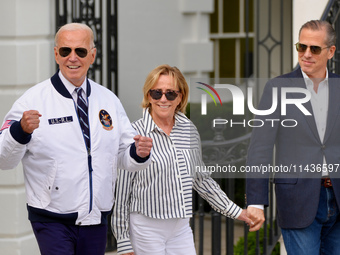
[{"x1": 246, "y1": 20, "x2": 340, "y2": 254}]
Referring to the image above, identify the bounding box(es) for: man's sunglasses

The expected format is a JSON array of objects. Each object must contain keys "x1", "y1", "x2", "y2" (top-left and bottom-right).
[
  {"x1": 295, "y1": 42, "x2": 329, "y2": 55},
  {"x1": 59, "y1": 47, "x2": 89, "y2": 58},
  {"x1": 149, "y1": 89, "x2": 180, "y2": 101}
]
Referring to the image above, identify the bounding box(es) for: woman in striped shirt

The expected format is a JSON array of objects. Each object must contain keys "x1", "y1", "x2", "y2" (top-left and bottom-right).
[{"x1": 112, "y1": 64, "x2": 252, "y2": 255}]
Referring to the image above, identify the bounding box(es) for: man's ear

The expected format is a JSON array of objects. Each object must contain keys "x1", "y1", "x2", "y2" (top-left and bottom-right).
[{"x1": 328, "y1": 45, "x2": 336, "y2": 59}]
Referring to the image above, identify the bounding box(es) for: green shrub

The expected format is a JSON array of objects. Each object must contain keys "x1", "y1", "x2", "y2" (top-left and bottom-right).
[{"x1": 234, "y1": 226, "x2": 280, "y2": 255}]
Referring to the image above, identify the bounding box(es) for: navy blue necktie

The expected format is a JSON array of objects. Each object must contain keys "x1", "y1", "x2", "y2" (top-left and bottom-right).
[{"x1": 76, "y1": 87, "x2": 90, "y2": 150}]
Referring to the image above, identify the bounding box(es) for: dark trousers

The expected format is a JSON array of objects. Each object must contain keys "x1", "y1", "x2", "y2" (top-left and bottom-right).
[{"x1": 31, "y1": 222, "x2": 107, "y2": 255}]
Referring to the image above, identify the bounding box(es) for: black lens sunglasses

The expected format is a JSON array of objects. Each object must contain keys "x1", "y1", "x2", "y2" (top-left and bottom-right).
[
  {"x1": 295, "y1": 42, "x2": 330, "y2": 55},
  {"x1": 58, "y1": 47, "x2": 89, "y2": 58},
  {"x1": 149, "y1": 89, "x2": 180, "y2": 101}
]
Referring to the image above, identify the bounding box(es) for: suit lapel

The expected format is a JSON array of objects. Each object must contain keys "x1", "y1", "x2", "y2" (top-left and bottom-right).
[{"x1": 288, "y1": 69, "x2": 320, "y2": 142}]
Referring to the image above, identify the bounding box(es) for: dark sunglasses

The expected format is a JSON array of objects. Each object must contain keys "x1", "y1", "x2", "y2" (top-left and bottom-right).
[
  {"x1": 59, "y1": 47, "x2": 88, "y2": 58},
  {"x1": 295, "y1": 42, "x2": 329, "y2": 55},
  {"x1": 149, "y1": 89, "x2": 180, "y2": 101}
]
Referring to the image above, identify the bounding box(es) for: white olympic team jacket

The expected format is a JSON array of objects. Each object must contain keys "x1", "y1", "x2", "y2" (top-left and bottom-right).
[{"x1": 0, "y1": 72, "x2": 150, "y2": 226}]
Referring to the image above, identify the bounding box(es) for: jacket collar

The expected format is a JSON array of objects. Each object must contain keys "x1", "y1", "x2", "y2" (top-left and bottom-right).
[
  {"x1": 50, "y1": 71, "x2": 91, "y2": 98},
  {"x1": 291, "y1": 67, "x2": 340, "y2": 144}
]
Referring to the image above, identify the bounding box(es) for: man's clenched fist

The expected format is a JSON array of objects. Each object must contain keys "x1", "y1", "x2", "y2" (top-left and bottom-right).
[{"x1": 21, "y1": 110, "x2": 42, "y2": 134}]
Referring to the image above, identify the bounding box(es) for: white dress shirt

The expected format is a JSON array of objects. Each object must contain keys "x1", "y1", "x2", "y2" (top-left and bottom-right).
[
  {"x1": 58, "y1": 71, "x2": 88, "y2": 105},
  {"x1": 302, "y1": 70, "x2": 329, "y2": 176}
]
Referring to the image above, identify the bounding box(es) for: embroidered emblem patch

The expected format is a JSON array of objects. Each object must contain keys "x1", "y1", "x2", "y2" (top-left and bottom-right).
[{"x1": 99, "y1": 109, "x2": 113, "y2": 130}]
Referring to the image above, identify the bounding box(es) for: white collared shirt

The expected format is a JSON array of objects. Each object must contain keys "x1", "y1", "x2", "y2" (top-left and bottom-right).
[
  {"x1": 58, "y1": 71, "x2": 88, "y2": 105},
  {"x1": 302, "y1": 70, "x2": 329, "y2": 176}
]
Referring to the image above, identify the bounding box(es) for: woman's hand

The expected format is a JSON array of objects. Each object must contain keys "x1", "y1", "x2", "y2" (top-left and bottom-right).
[{"x1": 236, "y1": 209, "x2": 255, "y2": 228}]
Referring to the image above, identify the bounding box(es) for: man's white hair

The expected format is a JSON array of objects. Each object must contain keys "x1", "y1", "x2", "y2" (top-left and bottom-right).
[{"x1": 55, "y1": 23, "x2": 95, "y2": 48}]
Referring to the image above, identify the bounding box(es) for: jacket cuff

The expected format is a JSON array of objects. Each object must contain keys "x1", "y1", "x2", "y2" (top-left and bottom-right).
[
  {"x1": 9, "y1": 120, "x2": 31, "y2": 145},
  {"x1": 130, "y1": 142, "x2": 150, "y2": 163},
  {"x1": 117, "y1": 238, "x2": 134, "y2": 255}
]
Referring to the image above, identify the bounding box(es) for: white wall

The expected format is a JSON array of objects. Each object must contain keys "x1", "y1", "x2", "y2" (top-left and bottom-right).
[
  {"x1": 292, "y1": 0, "x2": 329, "y2": 65},
  {"x1": 0, "y1": 0, "x2": 55, "y2": 254},
  {"x1": 118, "y1": 0, "x2": 214, "y2": 121}
]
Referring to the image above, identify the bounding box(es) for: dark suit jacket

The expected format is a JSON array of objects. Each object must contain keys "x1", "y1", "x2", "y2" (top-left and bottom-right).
[{"x1": 246, "y1": 68, "x2": 340, "y2": 229}]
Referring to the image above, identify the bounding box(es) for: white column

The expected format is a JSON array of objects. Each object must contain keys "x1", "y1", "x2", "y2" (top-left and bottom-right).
[
  {"x1": 118, "y1": 0, "x2": 214, "y2": 121},
  {"x1": 0, "y1": 0, "x2": 55, "y2": 254},
  {"x1": 179, "y1": 0, "x2": 214, "y2": 77},
  {"x1": 292, "y1": 0, "x2": 329, "y2": 65}
]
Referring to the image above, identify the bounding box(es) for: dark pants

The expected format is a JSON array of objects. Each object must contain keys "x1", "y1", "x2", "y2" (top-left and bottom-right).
[{"x1": 31, "y1": 222, "x2": 107, "y2": 255}]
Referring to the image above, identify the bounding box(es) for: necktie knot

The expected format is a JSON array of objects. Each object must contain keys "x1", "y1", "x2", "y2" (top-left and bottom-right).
[{"x1": 75, "y1": 87, "x2": 84, "y2": 99}]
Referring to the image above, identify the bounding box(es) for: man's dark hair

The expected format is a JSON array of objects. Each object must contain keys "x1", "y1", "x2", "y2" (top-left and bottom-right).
[{"x1": 299, "y1": 20, "x2": 336, "y2": 47}]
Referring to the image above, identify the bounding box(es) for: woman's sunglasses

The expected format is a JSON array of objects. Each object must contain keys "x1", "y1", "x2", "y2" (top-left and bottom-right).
[
  {"x1": 59, "y1": 47, "x2": 88, "y2": 58},
  {"x1": 149, "y1": 89, "x2": 180, "y2": 101},
  {"x1": 295, "y1": 42, "x2": 329, "y2": 55}
]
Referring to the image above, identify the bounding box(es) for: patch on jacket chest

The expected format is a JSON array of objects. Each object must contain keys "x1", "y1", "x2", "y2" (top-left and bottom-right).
[{"x1": 99, "y1": 109, "x2": 113, "y2": 130}]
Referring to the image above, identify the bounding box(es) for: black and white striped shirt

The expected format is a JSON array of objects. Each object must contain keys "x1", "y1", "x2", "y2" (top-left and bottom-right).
[{"x1": 113, "y1": 108, "x2": 242, "y2": 254}]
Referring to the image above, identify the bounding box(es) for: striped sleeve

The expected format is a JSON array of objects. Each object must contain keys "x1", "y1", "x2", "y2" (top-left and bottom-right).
[
  {"x1": 112, "y1": 169, "x2": 136, "y2": 254},
  {"x1": 192, "y1": 130, "x2": 242, "y2": 219},
  {"x1": 193, "y1": 173, "x2": 242, "y2": 219}
]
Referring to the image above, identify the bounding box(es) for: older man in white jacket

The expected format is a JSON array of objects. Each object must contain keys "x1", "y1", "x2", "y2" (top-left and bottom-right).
[{"x1": 0, "y1": 23, "x2": 152, "y2": 255}]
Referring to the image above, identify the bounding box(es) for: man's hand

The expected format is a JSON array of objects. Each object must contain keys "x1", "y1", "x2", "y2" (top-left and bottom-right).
[
  {"x1": 21, "y1": 110, "x2": 42, "y2": 134},
  {"x1": 134, "y1": 135, "x2": 152, "y2": 158},
  {"x1": 122, "y1": 253, "x2": 134, "y2": 255},
  {"x1": 247, "y1": 207, "x2": 265, "y2": 232},
  {"x1": 237, "y1": 209, "x2": 255, "y2": 227}
]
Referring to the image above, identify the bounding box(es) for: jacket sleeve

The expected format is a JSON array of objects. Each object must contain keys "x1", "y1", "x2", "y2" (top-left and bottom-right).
[
  {"x1": 193, "y1": 133, "x2": 242, "y2": 219},
  {"x1": 245, "y1": 79, "x2": 281, "y2": 206},
  {"x1": 0, "y1": 101, "x2": 30, "y2": 170},
  {"x1": 115, "y1": 99, "x2": 151, "y2": 172},
  {"x1": 112, "y1": 169, "x2": 136, "y2": 255},
  {"x1": 193, "y1": 172, "x2": 243, "y2": 219}
]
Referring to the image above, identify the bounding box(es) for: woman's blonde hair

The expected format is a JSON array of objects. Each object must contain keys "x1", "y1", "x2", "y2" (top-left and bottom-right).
[{"x1": 142, "y1": 64, "x2": 189, "y2": 113}]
